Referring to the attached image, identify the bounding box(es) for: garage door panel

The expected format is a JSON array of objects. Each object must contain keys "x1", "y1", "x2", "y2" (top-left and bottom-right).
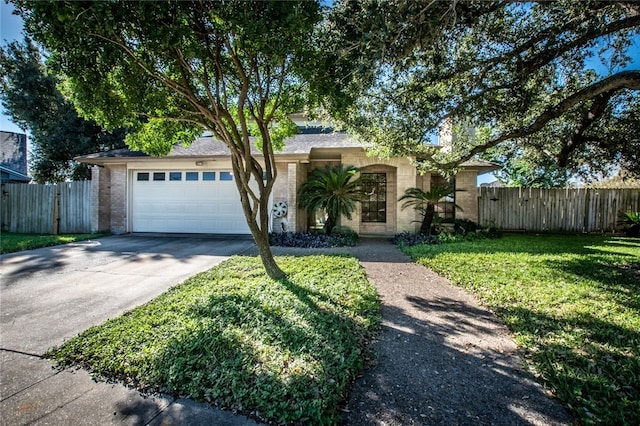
[{"x1": 131, "y1": 170, "x2": 256, "y2": 234}]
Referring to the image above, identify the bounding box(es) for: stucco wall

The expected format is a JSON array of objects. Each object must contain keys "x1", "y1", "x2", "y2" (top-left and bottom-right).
[
  {"x1": 340, "y1": 151, "x2": 419, "y2": 235},
  {"x1": 454, "y1": 170, "x2": 479, "y2": 222}
]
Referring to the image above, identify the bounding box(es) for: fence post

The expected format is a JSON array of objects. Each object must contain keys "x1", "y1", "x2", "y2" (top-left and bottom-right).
[
  {"x1": 1, "y1": 183, "x2": 8, "y2": 232},
  {"x1": 583, "y1": 189, "x2": 591, "y2": 233},
  {"x1": 53, "y1": 189, "x2": 59, "y2": 235}
]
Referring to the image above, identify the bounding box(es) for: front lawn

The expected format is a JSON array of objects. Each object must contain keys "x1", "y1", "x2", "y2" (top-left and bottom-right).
[
  {"x1": 0, "y1": 232, "x2": 105, "y2": 254},
  {"x1": 402, "y1": 235, "x2": 639, "y2": 425},
  {"x1": 46, "y1": 255, "x2": 380, "y2": 425}
]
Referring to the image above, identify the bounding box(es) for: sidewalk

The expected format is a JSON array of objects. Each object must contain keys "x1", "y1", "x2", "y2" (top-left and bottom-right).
[
  {"x1": 0, "y1": 349, "x2": 262, "y2": 425},
  {"x1": 341, "y1": 239, "x2": 573, "y2": 425}
]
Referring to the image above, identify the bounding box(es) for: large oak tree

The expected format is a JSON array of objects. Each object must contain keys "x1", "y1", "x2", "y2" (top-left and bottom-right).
[
  {"x1": 13, "y1": 0, "x2": 323, "y2": 279},
  {"x1": 319, "y1": 0, "x2": 640, "y2": 181}
]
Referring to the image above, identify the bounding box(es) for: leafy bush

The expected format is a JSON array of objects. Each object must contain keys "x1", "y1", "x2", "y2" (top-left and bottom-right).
[
  {"x1": 392, "y1": 220, "x2": 501, "y2": 247},
  {"x1": 390, "y1": 231, "x2": 438, "y2": 247},
  {"x1": 619, "y1": 211, "x2": 640, "y2": 237},
  {"x1": 269, "y1": 230, "x2": 358, "y2": 248},
  {"x1": 453, "y1": 219, "x2": 481, "y2": 234},
  {"x1": 330, "y1": 226, "x2": 359, "y2": 246},
  {"x1": 47, "y1": 255, "x2": 381, "y2": 425}
]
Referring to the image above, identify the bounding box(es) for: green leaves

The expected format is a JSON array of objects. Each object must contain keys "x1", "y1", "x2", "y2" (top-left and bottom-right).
[
  {"x1": 46, "y1": 255, "x2": 380, "y2": 424},
  {"x1": 320, "y1": 1, "x2": 640, "y2": 178},
  {"x1": 0, "y1": 38, "x2": 127, "y2": 183},
  {"x1": 125, "y1": 119, "x2": 202, "y2": 157},
  {"x1": 298, "y1": 165, "x2": 365, "y2": 234}
]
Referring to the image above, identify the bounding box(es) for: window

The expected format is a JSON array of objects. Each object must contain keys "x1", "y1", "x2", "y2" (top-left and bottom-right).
[
  {"x1": 137, "y1": 172, "x2": 149, "y2": 181},
  {"x1": 153, "y1": 172, "x2": 165, "y2": 181},
  {"x1": 202, "y1": 172, "x2": 216, "y2": 181},
  {"x1": 169, "y1": 172, "x2": 182, "y2": 181},
  {"x1": 220, "y1": 171, "x2": 233, "y2": 181},
  {"x1": 361, "y1": 173, "x2": 387, "y2": 222},
  {"x1": 185, "y1": 172, "x2": 198, "y2": 181},
  {"x1": 431, "y1": 175, "x2": 456, "y2": 222}
]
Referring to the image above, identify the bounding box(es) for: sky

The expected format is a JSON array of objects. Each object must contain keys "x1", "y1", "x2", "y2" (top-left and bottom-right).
[{"x1": 1, "y1": 1, "x2": 24, "y2": 133}]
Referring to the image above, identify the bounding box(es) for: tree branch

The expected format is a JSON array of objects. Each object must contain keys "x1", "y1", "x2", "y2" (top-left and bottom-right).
[{"x1": 440, "y1": 70, "x2": 640, "y2": 168}]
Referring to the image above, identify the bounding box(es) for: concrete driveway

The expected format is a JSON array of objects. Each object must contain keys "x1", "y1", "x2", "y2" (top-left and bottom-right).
[
  {"x1": 0, "y1": 234, "x2": 255, "y2": 355},
  {"x1": 0, "y1": 234, "x2": 264, "y2": 426}
]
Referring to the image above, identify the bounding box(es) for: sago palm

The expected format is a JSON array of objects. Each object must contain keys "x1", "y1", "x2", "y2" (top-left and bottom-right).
[
  {"x1": 298, "y1": 164, "x2": 365, "y2": 234},
  {"x1": 399, "y1": 186, "x2": 461, "y2": 235}
]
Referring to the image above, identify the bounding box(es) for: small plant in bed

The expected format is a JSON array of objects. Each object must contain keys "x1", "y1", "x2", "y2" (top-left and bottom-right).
[
  {"x1": 269, "y1": 226, "x2": 358, "y2": 248},
  {"x1": 391, "y1": 220, "x2": 500, "y2": 247},
  {"x1": 46, "y1": 255, "x2": 380, "y2": 425}
]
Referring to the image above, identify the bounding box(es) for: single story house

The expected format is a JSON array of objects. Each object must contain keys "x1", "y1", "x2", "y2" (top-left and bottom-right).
[{"x1": 77, "y1": 125, "x2": 497, "y2": 236}]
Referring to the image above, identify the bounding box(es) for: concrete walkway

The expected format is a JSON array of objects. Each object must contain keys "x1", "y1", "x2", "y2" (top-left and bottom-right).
[
  {"x1": 1, "y1": 235, "x2": 262, "y2": 426},
  {"x1": 341, "y1": 239, "x2": 573, "y2": 425}
]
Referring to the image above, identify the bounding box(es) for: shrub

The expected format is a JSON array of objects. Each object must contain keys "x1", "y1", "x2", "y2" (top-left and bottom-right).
[
  {"x1": 619, "y1": 211, "x2": 640, "y2": 237},
  {"x1": 390, "y1": 231, "x2": 438, "y2": 247},
  {"x1": 269, "y1": 230, "x2": 358, "y2": 248},
  {"x1": 330, "y1": 226, "x2": 359, "y2": 246},
  {"x1": 392, "y1": 221, "x2": 501, "y2": 247},
  {"x1": 453, "y1": 219, "x2": 481, "y2": 234}
]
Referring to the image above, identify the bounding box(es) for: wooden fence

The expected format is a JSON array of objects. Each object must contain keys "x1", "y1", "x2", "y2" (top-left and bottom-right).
[
  {"x1": 478, "y1": 187, "x2": 640, "y2": 233},
  {"x1": 1, "y1": 181, "x2": 92, "y2": 234}
]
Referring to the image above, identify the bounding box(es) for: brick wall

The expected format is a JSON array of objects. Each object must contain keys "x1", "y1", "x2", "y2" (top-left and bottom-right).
[
  {"x1": 108, "y1": 164, "x2": 127, "y2": 234},
  {"x1": 91, "y1": 166, "x2": 111, "y2": 232}
]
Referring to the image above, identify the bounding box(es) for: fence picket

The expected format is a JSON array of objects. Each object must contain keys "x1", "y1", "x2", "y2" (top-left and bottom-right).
[
  {"x1": 1, "y1": 182, "x2": 91, "y2": 234},
  {"x1": 479, "y1": 187, "x2": 640, "y2": 233}
]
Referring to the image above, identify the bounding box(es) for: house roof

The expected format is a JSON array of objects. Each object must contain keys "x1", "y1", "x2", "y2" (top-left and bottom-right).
[
  {"x1": 76, "y1": 126, "x2": 499, "y2": 171},
  {"x1": 77, "y1": 127, "x2": 362, "y2": 161},
  {"x1": 0, "y1": 165, "x2": 31, "y2": 183}
]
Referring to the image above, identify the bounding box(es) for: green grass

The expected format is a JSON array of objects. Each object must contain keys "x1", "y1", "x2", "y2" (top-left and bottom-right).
[
  {"x1": 402, "y1": 235, "x2": 640, "y2": 425},
  {"x1": 0, "y1": 232, "x2": 106, "y2": 254},
  {"x1": 46, "y1": 255, "x2": 380, "y2": 425}
]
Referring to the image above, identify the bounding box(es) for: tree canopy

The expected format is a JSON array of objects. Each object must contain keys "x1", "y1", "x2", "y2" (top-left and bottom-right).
[
  {"x1": 13, "y1": 0, "x2": 323, "y2": 278},
  {"x1": 319, "y1": 0, "x2": 640, "y2": 181},
  {"x1": 0, "y1": 39, "x2": 126, "y2": 183}
]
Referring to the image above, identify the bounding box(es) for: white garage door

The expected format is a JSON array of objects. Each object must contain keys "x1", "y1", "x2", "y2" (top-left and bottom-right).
[{"x1": 131, "y1": 170, "x2": 254, "y2": 234}]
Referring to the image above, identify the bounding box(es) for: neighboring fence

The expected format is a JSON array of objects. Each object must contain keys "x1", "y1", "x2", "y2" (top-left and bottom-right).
[
  {"x1": 1, "y1": 181, "x2": 92, "y2": 234},
  {"x1": 478, "y1": 187, "x2": 640, "y2": 233}
]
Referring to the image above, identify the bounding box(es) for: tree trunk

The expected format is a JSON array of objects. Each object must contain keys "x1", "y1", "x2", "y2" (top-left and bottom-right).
[
  {"x1": 253, "y1": 228, "x2": 286, "y2": 280},
  {"x1": 324, "y1": 215, "x2": 336, "y2": 235},
  {"x1": 421, "y1": 205, "x2": 435, "y2": 235},
  {"x1": 231, "y1": 159, "x2": 286, "y2": 280}
]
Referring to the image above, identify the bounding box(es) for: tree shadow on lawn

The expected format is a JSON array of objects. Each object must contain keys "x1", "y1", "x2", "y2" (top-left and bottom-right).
[
  {"x1": 148, "y1": 264, "x2": 377, "y2": 425},
  {"x1": 405, "y1": 235, "x2": 640, "y2": 259},
  {"x1": 545, "y1": 254, "x2": 640, "y2": 312},
  {"x1": 499, "y1": 306, "x2": 639, "y2": 425}
]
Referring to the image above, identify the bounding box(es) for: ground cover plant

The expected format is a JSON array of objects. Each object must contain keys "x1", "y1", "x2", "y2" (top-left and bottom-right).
[
  {"x1": 46, "y1": 255, "x2": 380, "y2": 425},
  {"x1": 402, "y1": 235, "x2": 640, "y2": 425},
  {"x1": 269, "y1": 227, "x2": 359, "y2": 248},
  {"x1": 0, "y1": 232, "x2": 104, "y2": 254}
]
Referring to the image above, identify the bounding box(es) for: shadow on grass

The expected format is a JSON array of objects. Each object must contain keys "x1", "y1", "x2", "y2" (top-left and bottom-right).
[
  {"x1": 500, "y1": 306, "x2": 640, "y2": 425},
  {"x1": 546, "y1": 254, "x2": 640, "y2": 311},
  {"x1": 401, "y1": 234, "x2": 639, "y2": 425},
  {"x1": 141, "y1": 257, "x2": 378, "y2": 425}
]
